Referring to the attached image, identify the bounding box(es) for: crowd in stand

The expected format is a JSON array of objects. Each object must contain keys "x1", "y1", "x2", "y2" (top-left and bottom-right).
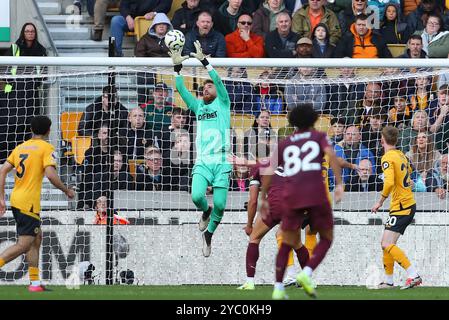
[{"x1": 2, "y1": 0, "x2": 449, "y2": 210}]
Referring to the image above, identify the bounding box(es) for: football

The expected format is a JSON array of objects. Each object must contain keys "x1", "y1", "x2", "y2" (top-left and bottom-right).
[{"x1": 164, "y1": 30, "x2": 186, "y2": 51}]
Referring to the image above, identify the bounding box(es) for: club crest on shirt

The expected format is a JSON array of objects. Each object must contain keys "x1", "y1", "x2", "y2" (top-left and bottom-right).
[{"x1": 382, "y1": 161, "x2": 389, "y2": 170}]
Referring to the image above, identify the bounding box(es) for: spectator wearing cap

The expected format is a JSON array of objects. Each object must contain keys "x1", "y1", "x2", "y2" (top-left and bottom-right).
[
  {"x1": 213, "y1": 0, "x2": 245, "y2": 36},
  {"x1": 183, "y1": 10, "x2": 227, "y2": 57},
  {"x1": 265, "y1": 12, "x2": 300, "y2": 58},
  {"x1": 334, "y1": 14, "x2": 392, "y2": 58},
  {"x1": 140, "y1": 82, "x2": 174, "y2": 144},
  {"x1": 295, "y1": 36, "x2": 313, "y2": 57},
  {"x1": 311, "y1": 23, "x2": 335, "y2": 58},
  {"x1": 398, "y1": 35, "x2": 428, "y2": 58},
  {"x1": 252, "y1": 0, "x2": 291, "y2": 38},
  {"x1": 171, "y1": 0, "x2": 205, "y2": 35},
  {"x1": 135, "y1": 13, "x2": 173, "y2": 57},
  {"x1": 225, "y1": 13, "x2": 265, "y2": 57},
  {"x1": 292, "y1": 0, "x2": 341, "y2": 45}
]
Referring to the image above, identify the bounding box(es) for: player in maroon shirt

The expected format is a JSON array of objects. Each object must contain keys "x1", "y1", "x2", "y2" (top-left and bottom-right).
[
  {"x1": 235, "y1": 158, "x2": 310, "y2": 290},
  {"x1": 261, "y1": 103, "x2": 344, "y2": 299}
]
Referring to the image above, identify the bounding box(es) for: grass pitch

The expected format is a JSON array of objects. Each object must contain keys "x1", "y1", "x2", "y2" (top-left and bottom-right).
[{"x1": 0, "y1": 285, "x2": 448, "y2": 300}]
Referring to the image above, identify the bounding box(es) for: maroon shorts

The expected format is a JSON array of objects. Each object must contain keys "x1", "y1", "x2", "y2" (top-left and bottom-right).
[
  {"x1": 262, "y1": 201, "x2": 283, "y2": 229},
  {"x1": 281, "y1": 201, "x2": 333, "y2": 232}
]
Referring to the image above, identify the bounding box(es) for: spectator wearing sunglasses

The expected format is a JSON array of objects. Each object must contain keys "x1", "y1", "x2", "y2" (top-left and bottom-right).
[
  {"x1": 338, "y1": 0, "x2": 369, "y2": 34},
  {"x1": 225, "y1": 13, "x2": 265, "y2": 57}
]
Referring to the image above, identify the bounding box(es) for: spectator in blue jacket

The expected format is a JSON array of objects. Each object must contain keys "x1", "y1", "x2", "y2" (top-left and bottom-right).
[
  {"x1": 110, "y1": 0, "x2": 172, "y2": 56},
  {"x1": 183, "y1": 10, "x2": 227, "y2": 57}
]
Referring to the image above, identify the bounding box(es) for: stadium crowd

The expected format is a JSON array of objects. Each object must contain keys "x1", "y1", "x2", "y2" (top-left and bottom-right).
[{"x1": 1, "y1": 0, "x2": 449, "y2": 210}]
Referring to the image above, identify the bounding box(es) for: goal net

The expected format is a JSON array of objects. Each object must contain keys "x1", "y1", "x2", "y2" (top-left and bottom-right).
[{"x1": 0, "y1": 57, "x2": 449, "y2": 287}]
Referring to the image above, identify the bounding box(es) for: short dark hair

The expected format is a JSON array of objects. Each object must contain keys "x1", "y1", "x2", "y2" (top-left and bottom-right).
[
  {"x1": 439, "y1": 84, "x2": 449, "y2": 93},
  {"x1": 102, "y1": 85, "x2": 116, "y2": 94},
  {"x1": 382, "y1": 126, "x2": 399, "y2": 146},
  {"x1": 408, "y1": 34, "x2": 423, "y2": 43},
  {"x1": 355, "y1": 13, "x2": 369, "y2": 22},
  {"x1": 203, "y1": 79, "x2": 214, "y2": 86},
  {"x1": 31, "y1": 116, "x2": 52, "y2": 135},
  {"x1": 331, "y1": 117, "x2": 347, "y2": 126},
  {"x1": 288, "y1": 104, "x2": 318, "y2": 129},
  {"x1": 172, "y1": 107, "x2": 184, "y2": 116}
]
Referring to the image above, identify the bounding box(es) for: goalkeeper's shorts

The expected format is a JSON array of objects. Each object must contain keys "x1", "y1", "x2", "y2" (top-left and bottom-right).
[{"x1": 192, "y1": 162, "x2": 232, "y2": 189}]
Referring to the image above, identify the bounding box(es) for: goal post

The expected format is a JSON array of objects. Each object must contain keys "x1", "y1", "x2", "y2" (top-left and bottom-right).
[{"x1": 0, "y1": 57, "x2": 448, "y2": 287}]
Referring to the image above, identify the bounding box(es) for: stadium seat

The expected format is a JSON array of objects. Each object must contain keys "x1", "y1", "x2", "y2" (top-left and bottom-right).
[
  {"x1": 167, "y1": 0, "x2": 184, "y2": 20},
  {"x1": 134, "y1": 16, "x2": 153, "y2": 41},
  {"x1": 61, "y1": 111, "x2": 84, "y2": 143},
  {"x1": 71, "y1": 136, "x2": 92, "y2": 165},
  {"x1": 128, "y1": 159, "x2": 145, "y2": 179},
  {"x1": 387, "y1": 44, "x2": 407, "y2": 58},
  {"x1": 270, "y1": 114, "x2": 289, "y2": 131},
  {"x1": 315, "y1": 115, "x2": 332, "y2": 135},
  {"x1": 231, "y1": 113, "x2": 255, "y2": 131}
]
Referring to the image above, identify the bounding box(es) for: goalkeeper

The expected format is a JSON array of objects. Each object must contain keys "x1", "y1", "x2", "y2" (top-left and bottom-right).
[{"x1": 169, "y1": 41, "x2": 232, "y2": 257}]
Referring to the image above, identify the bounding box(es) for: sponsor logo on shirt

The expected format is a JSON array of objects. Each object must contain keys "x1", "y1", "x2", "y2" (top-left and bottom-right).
[{"x1": 198, "y1": 111, "x2": 218, "y2": 121}]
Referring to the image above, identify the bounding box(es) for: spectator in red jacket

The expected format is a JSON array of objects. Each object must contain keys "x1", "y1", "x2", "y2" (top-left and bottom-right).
[{"x1": 225, "y1": 13, "x2": 265, "y2": 57}]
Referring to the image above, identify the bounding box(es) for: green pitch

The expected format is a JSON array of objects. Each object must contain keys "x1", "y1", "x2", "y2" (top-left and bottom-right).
[{"x1": 0, "y1": 285, "x2": 449, "y2": 300}]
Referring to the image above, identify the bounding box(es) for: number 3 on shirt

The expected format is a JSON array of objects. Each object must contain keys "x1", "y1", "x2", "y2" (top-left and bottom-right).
[
  {"x1": 16, "y1": 154, "x2": 29, "y2": 178},
  {"x1": 283, "y1": 142, "x2": 321, "y2": 177}
]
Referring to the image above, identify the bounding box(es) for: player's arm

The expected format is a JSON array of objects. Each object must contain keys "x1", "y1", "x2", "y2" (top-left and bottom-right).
[
  {"x1": 44, "y1": 166, "x2": 75, "y2": 199},
  {"x1": 371, "y1": 158, "x2": 394, "y2": 213},
  {"x1": 0, "y1": 161, "x2": 14, "y2": 216},
  {"x1": 190, "y1": 40, "x2": 230, "y2": 107},
  {"x1": 338, "y1": 157, "x2": 358, "y2": 171},
  {"x1": 325, "y1": 146, "x2": 344, "y2": 204}
]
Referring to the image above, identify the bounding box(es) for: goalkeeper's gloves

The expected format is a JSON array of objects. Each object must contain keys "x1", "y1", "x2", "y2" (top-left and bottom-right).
[
  {"x1": 168, "y1": 49, "x2": 189, "y2": 74},
  {"x1": 190, "y1": 40, "x2": 210, "y2": 68}
]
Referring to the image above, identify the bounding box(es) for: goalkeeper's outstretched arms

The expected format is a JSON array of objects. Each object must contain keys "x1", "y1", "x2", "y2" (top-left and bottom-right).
[{"x1": 189, "y1": 40, "x2": 230, "y2": 108}]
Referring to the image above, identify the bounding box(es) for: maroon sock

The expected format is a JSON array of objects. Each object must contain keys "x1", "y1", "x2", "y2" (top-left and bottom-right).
[
  {"x1": 275, "y1": 243, "x2": 292, "y2": 283},
  {"x1": 246, "y1": 242, "x2": 259, "y2": 277},
  {"x1": 295, "y1": 246, "x2": 310, "y2": 269},
  {"x1": 306, "y1": 238, "x2": 332, "y2": 271}
]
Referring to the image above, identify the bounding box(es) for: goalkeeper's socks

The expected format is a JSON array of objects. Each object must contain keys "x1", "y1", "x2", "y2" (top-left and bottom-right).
[
  {"x1": 0, "y1": 258, "x2": 5, "y2": 268},
  {"x1": 29, "y1": 267, "x2": 40, "y2": 285}
]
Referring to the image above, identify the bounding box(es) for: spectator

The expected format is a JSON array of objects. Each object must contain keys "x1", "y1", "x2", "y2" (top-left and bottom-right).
[
  {"x1": 162, "y1": 132, "x2": 193, "y2": 191},
  {"x1": 311, "y1": 23, "x2": 336, "y2": 58},
  {"x1": 135, "y1": 13, "x2": 173, "y2": 57},
  {"x1": 329, "y1": 117, "x2": 346, "y2": 145},
  {"x1": 78, "y1": 125, "x2": 111, "y2": 209},
  {"x1": 295, "y1": 36, "x2": 313, "y2": 58},
  {"x1": 345, "y1": 158, "x2": 383, "y2": 191},
  {"x1": 224, "y1": 67, "x2": 253, "y2": 113},
  {"x1": 140, "y1": 82, "x2": 174, "y2": 139},
  {"x1": 327, "y1": 63, "x2": 365, "y2": 118},
  {"x1": 379, "y1": 67, "x2": 405, "y2": 108},
  {"x1": 367, "y1": 0, "x2": 401, "y2": 24},
  {"x1": 91, "y1": 0, "x2": 120, "y2": 41},
  {"x1": 230, "y1": 165, "x2": 251, "y2": 191},
  {"x1": 225, "y1": 13, "x2": 265, "y2": 57},
  {"x1": 110, "y1": 0, "x2": 172, "y2": 56},
  {"x1": 360, "y1": 108, "x2": 386, "y2": 173},
  {"x1": 398, "y1": 34, "x2": 428, "y2": 58},
  {"x1": 252, "y1": 69, "x2": 284, "y2": 114},
  {"x1": 265, "y1": 12, "x2": 300, "y2": 58},
  {"x1": 93, "y1": 196, "x2": 130, "y2": 225},
  {"x1": 135, "y1": 146, "x2": 164, "y2": 190},
  {"x1": 438, "y1": 55, "x2": 449, "y2": 88},
  {"x1": 437, "y1": 153, "x2": 449, "y2": 189},
  {"x1": 434, "y1": 85, "x2": 449, "y2": 153},
  {"x1": 334, "y1": 14, "x2": 393, "y2": 58},
  {"x1": 406, "y1": 131, "x2": 446, "y2": 197},
  {"x1": 337, "y1": 125, "x2": 376, "y2": 180},
  {"x1": 77, "y1": 85, "x2": 129, "y2": 137},
  {"x1": 213, "y1": 0, "x2": 245, "y2": 36},
  {"x1": 291, "y1": 0, "x2": 342, "y2": 45},
  {"x1": 97, "y1": 150, "x2": 136, "y2": 194},
  {"x1": 285, "y1": 67, "x2": 327, "y2": 113},
  {"x1": 414, "y1": 13, "x2": 445, "y2": 55},
  {"x1": 244, "y1": 109, "x2": 276, "y2": 160},
  {"x1": 171, "y1": 0, "x2": 205, "y2": 35},
  {"x1": 407, "y1": 0, "x2": 445, "y2": 34},
  {"x1": 119, "y1": 107, "x2": 153, "y2": 160},
  {"x1": 349, "y1": 82, "x2": 382, "y2": 126},
  {"x1": 252, "y1": 0, "x2": 291, "y2": 38},
  {"x1": 403, "y1": 0, "x2": 423, "y2": 17},
  {"x1": 398, "y1": 110, "x2": 431, "y2": 152},
  {"x1": 159, "y1": 107, "x2": 188, "y2": 153},
  {"x1": 380, "y1": 3, "x2": 410, "y2": 44},
  {"x1": 408, "y1": 75, "x2": 435, "y2": 113},
  {"x1": 388, "y1": 95, "x2": 412, "y2": 129},
  {"x1": 337, "y1": 0, "x2": 368, "y2": 35},
  {"x1": 183, "y1": 10, "x2": 227, "y2": 57}
]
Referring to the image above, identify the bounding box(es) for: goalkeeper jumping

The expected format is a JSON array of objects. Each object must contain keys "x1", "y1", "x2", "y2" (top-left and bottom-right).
[{"x1": 169, "y1": 41, "x2": 232, "y2": 257}]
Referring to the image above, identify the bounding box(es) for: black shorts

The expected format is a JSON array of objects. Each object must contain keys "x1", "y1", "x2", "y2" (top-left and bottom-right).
[
  {"x1": 385, "y1": 204, "x2": 416, "y2": 235},
  {"x1": 12, "y1": 207, "x2": 41, "y2": 237}
]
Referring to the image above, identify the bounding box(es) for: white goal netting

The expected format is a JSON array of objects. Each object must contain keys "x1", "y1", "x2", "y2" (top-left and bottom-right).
[{"x1": 0, "y1": 57, "x2": 449, "y2": 287}]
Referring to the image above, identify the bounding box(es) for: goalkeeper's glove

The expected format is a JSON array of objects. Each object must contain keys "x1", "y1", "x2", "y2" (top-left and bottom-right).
[
  {"x1": 168, "y1": 49, "x2": 189, "y2": 73},
  {"x1": 190, "y1": 40, "x2": 210, "y2": 68}
]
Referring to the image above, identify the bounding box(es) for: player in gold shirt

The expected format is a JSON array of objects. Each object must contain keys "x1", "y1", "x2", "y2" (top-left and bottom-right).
[
  {"x1": 371, "y1": 126, "x2": 422, "y2": 290},
  {"x1": 0, "y1": 116, "x2": 75, "y2": 292}
]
